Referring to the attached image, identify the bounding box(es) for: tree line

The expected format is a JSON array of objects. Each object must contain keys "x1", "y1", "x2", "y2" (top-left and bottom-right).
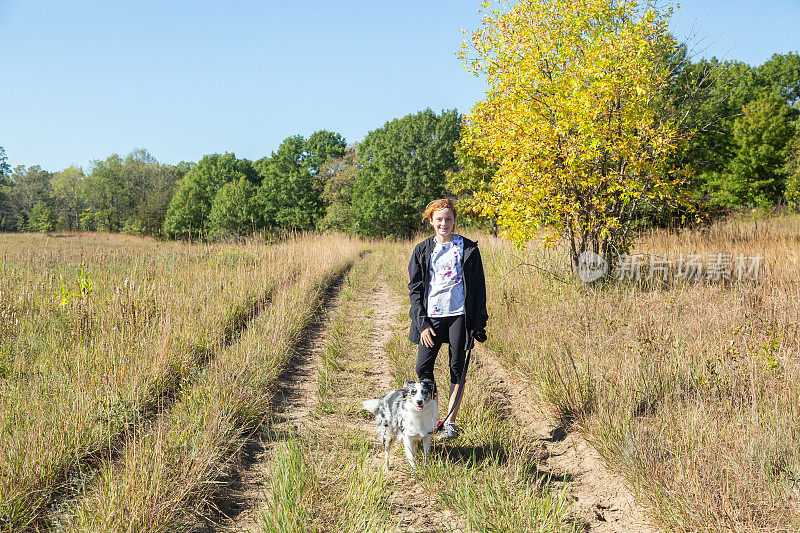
[
  {"x1": 0, "y1": 109, "x2": 460, "y2": 239},
  {"x1": 0, "y1": 48, "x2": 798, "y2": 241},
  {"x1": 674, "y1": 51, "x2": 800, "y2": 209},
  {"x1": 0, "y1": 148, "x2": 191, "y2": 235}
]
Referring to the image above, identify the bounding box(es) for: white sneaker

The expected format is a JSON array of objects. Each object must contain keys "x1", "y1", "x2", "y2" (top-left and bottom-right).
[{"x1": 437, "y1": 421, "x2": 460, "y2": 441}]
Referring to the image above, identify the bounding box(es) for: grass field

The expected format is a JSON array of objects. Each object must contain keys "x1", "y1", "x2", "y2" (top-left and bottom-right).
[
  {"x1": 479, "y1": 216, "x2": 800, "y2": 531},
  {"x1": 1, "y1": 217, "x2": 799, "y2": 532},
  {"x1": 0, "y1": 232, "x2": 364, "y2": 530}
]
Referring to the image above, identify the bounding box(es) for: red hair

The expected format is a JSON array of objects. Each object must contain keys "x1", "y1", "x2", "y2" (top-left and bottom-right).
[{"x1": 422, "y1": 198, "x2": 457, "y2": 223}]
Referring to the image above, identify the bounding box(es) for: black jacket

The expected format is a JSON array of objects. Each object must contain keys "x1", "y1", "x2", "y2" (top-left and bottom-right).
[{"x1": 408, "y1": 235, "x2": 488, "y2": 346}]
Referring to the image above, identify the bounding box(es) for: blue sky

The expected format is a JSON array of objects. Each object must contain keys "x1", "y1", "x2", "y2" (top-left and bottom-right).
[{"x1": 1, "y1": 0, "x2": 798, "y2": 172}]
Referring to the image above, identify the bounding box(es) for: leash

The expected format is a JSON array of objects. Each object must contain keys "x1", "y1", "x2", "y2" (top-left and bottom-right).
[{"x1": 431, "y1": 331, "x2": 474, "y2": 434}]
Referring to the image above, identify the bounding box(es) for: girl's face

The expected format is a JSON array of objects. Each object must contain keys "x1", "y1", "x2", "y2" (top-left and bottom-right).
[{"x1": 430, "y1": 208, "x2": 455, "y2": 241}]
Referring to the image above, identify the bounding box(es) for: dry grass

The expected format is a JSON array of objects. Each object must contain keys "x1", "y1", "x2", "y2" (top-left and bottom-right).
[
  {"x1": 4, "y1": 215, "x2": 798, "y2": 531},
  {"x1": 0, "y1": 232, "x2": 364, "y2": 530},
  {"x1": 479, "y1": 215, "x2": 800, "y2": 531}
]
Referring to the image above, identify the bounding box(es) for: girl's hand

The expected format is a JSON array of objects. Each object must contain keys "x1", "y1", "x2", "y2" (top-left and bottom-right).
[{"x1": 421, "y1": 327, "x2": 436, "y2": 348}]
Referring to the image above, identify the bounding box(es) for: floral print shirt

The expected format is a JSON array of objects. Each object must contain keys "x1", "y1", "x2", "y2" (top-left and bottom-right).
[{"x1": 427, "y1": 234, "x2": 466, "y2": 317}]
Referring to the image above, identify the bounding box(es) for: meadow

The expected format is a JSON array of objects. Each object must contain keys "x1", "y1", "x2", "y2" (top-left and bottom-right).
[
  {"x1": 0, "y1": 232, "x2": 364, "y2": 530},
  {"x1": 1, "y1": 216, "x2": 799, "y2": 531},
  {"x1": 481, "y1": 215, "x2": 800, "y2": 530}
]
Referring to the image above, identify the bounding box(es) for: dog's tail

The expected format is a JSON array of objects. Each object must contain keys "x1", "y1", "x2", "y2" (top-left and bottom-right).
[{"x1": 362, "y1": 399, "x2": 380, "y2": 415}]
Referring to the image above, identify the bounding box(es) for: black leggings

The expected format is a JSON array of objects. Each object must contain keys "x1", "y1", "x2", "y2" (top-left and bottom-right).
[{"x1": 415, "y1": 314, "x2": 466, "y2": 387}]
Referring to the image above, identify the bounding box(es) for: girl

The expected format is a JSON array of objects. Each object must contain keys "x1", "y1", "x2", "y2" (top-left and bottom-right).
[{"x1": 408, "y1": 198, "x2": 488, "y2": 440}]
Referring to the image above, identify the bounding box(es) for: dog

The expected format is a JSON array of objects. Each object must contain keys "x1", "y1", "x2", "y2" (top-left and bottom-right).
[{"x1": 362, "y1": 379, "x2": 437, "y2": 470}]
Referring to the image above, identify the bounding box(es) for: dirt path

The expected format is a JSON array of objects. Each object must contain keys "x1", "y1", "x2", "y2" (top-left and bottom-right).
[
  {"x1": 209, "y1": 266, "x2": 459, "y2": 532},
  {"x1": 361, "y1": 277, "x2": 654, "y2": 531},
  {"x1": 366, "y1": 281, "x2": 400, "y2": 393},
  {"x1": 204, "y1": 260, "x2": 655, "y2": 532},
  {"x1": 206, "y1": 275, "x2": 346, "y2": 533},
  {"x1": 365, "y1": 281, "x2": 465, "y2": 533},
  {"x1": 472, "y1": 346, "x2": 657, "y2": 532}
]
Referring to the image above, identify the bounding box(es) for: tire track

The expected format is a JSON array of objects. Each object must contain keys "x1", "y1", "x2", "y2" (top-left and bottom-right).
[
  {"x1": 367, "y1": 281, "x2": 401, "y2": 393},
  {"x1": 203, "y1": 264, "x2": 354, "y2": 532},
  {"x1": 364, "y1": 278, "x2": 466, "y2": 533},
  {"x1": 36, "y1": 286, "x2": 276, "y2": 532},
  {"x1": 210, "y1": 258, "x2": 460, "y2": 532},
  {"x1": 472, "y1": 346, "x2": 657, "y2": 532}
]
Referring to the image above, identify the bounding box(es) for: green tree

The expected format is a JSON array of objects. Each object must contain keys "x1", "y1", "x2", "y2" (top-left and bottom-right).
[
  {"x1": 122, "y1": 148, "x2": 157, "y2": 232},
  {"x1": 134, "y1": 161, "x2": 186, "y2": 236},
  {"x1": 350, "y1": 109, "x2": 460, "y2": 238},
  {"x1": 83, "y1": 154, "x2": 128, "y2": 231},
  {"x1": 256, "y1": 135, "x2": 316, "y2": 229},
  {"x1": 669, "y1": 58, "x2": 759, "y2": 192},
  {"x1": 27, "y1": 202, "x2": 58, "y2": 232},
  {"x1": 456, "y1": 0, "x2": 683, "y2": 271},
  {"x1": 670, "y1": 53, "x2": 800, "y2": 206},
  {"x1": 52, "y1": 166, "x2": 86, "y2": 231},
  {"x1": 163, "y1": 153, "x2": 256, "y2": 238},
  {"x1": 162, "y1": 177, "x2": 204, "y2": 238},
  {"x1": 316, "y1": 145, "x2": 360, "y2": 232},
  {"x1": 305, "y1": 130, "x2": 347, "y2": 176},
  {"x1": 711, "y1": 92, "x2": 795, "y2": 206},
  {"x1": 756, "y1": 52, "x2": 800, "y2": 108},
  {"x1": 208, "y1": 178, "x2": 258, "y2": 237},
  {"x1": 254, "y1": 131, "x2": 346, "y2": 230},
  {"x1": 79, "y1": 149, "x2": 188, "y2": 235},
  {"x1": 122, "y1": 150, "x2": 185, "y2": 236},
  {"x1": 785, "y1": 131, "x2": 800, "y2": 210},
  {"x1": 0, "y1": 147, "x2": 13, "y2": 230},
  {"x1": 7, "y1": 165, "x2": 54, "y2": 231},
  {"x1": 0, "y1": 147, "x2": 10, "y2": 178}
]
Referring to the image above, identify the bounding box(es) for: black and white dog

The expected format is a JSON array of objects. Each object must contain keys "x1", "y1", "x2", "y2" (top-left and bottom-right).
[{"x1": 362, "y1": 379, "x2": 438, "y2": 470}]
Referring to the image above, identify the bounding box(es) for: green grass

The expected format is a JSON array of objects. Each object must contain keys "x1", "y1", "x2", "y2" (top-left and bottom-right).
[{"x1": 260, "y1": 438, "x2": 318, "y2": 533}]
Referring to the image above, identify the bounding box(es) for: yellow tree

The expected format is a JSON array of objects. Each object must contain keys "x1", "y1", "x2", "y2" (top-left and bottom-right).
[{"x1": 458, "y1": 0, "x2": 685, "y2": 273}]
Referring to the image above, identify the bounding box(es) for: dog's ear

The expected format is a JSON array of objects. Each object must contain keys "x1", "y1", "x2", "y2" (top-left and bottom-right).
[
  {"x1": 421, "y1": 378, "x2": 436, "y2": 396},
  {"x1": 402, "y1": 380, "x2": 415, "y2": 398}
]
